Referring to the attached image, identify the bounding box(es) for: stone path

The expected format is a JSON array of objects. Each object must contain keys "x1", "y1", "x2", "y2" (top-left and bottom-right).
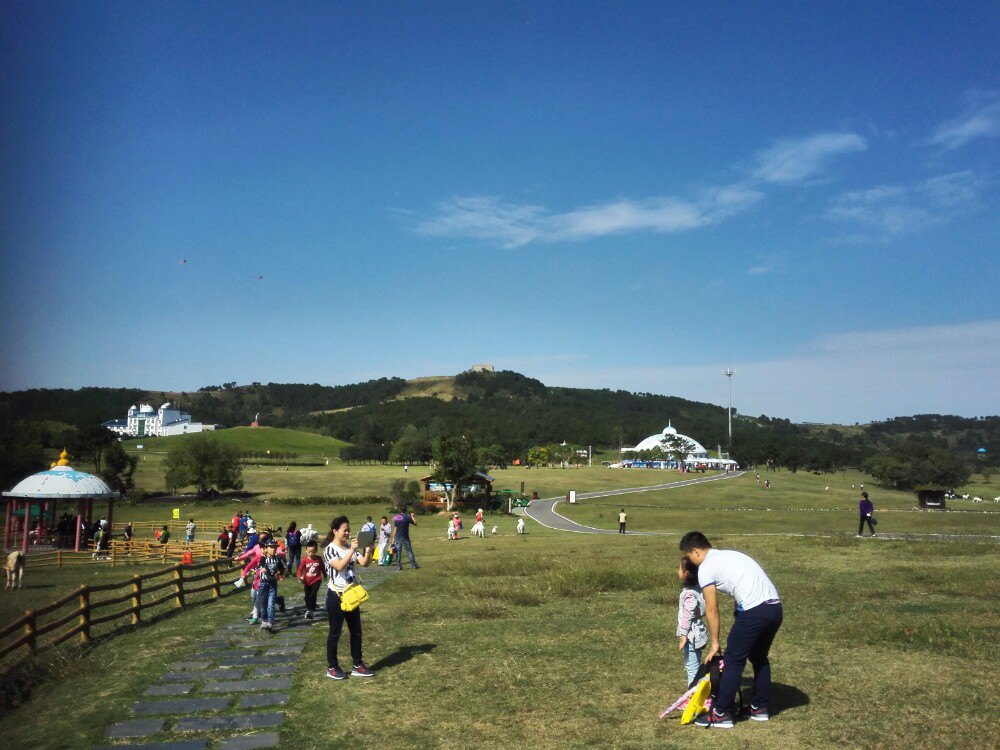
[{"x1": 97, "y1": 563, "x2": 398, "y2": 749}]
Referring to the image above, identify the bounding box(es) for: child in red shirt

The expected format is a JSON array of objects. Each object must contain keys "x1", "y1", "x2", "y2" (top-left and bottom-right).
[{"x1": 297, "y1": 541, "x2": 325, "y2": 619}]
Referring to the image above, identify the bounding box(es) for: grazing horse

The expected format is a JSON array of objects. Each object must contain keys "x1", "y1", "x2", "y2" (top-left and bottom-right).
[{"x1": 5, "y1": 551, "x2": 25, "y2": 591}]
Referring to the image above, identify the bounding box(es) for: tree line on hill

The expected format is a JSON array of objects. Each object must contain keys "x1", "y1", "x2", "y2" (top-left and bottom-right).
[{"x1": 1, "y1": 371, "x2": 995, "y2": 493}]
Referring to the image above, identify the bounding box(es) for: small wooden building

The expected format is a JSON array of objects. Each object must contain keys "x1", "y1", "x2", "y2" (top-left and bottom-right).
[{"x1": 419, "y1": 471, "x2": 494, "y2": 508}]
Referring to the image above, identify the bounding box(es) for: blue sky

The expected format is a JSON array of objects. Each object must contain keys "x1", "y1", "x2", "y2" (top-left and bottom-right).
[{"x1": 1, "y1": 2, "x2": 997, "y2": 423}]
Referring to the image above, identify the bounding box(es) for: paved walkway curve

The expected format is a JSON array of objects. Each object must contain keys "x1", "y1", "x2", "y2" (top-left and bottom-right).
[
  {"x1": 522, "y1": 471, "x2": 1000, "y2": 544},
  {"x1": 524, "y1": 471, "x2": 743, "y2": 535}
]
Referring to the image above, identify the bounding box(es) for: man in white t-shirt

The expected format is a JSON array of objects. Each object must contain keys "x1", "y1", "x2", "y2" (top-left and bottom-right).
[{"x1": 680, "y1": 531, "x2": 783, "y2": 729}]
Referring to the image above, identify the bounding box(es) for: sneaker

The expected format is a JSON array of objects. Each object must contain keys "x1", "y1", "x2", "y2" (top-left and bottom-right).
[
  {"x1": 693, "y1": 708, "x2": 734, "y2": 729},
  {"x1": 304, "y1": 610, "x2": 313, "y2": 620},
  {"x1": 326, "y1": 666, "x2": 346, "y2": 680},
  {"x1": 351, "y1": 662, "x2": 375, "y2": 677},
  {"x1": 856, "y1": 534, "x2": 863, "y2": 538},
  {"x1": 248, "y1": 617, "x2": 259, "y2": 624},
  {"x1": 259, "y1": 622, "x2": 269, "y2": 631},
  {"x1": 742, "y1": 704, "x2": 769, "y2": 722}
]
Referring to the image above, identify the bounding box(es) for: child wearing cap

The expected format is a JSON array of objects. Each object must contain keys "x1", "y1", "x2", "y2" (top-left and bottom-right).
[{"x1": 255, "y1": 539, "x2": 286, "y2": 632}]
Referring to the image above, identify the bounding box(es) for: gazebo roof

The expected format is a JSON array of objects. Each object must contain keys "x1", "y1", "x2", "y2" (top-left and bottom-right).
[{"x1": 3, "y1": 452, "x2": 118, "y2": 499}]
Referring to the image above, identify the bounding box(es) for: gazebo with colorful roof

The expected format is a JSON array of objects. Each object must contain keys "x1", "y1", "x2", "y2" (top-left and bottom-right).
[{"x1": 3, "y1": 450, "x2": 119, "y2": 552}]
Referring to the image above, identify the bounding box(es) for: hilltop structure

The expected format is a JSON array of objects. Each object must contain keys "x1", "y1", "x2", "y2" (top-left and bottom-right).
[{"x1": 103, "y1": 403, "x2": 215, "y2": 438}]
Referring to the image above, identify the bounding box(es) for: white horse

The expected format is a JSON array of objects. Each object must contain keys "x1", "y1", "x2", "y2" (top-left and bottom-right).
[{"x1": 5, "y1": 551, "x2": 25, "y2": 590}]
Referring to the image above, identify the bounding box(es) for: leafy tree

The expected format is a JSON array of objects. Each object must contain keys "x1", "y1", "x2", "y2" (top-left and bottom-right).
[
  {"x1": 863, "y1": 438, "x2": 972, "y2": 491},
  {"x1": 526, "y1": 445, "x2": 552, "y2": 466},
  {"x1": 432, "y1": 434, "x2": 479, "y2": 511},
  {"x1": 100, "y1": 441, "x2": 138, "y2": 494},
  {"x1": 389, "y1": 424, "x2": 432, "y2": 463},
  {"x1": 477, "y1": 443, "x2": 507, "y2": 469},
  {"x1": 661, "y1": 434, "x2": 692, "y2": 465},
  {"x1": 72, "y1": 424, "x2": 118, "y2": 474},
  {"x1": 162, "y1": 435, "x2": 244, "y2": 496}
]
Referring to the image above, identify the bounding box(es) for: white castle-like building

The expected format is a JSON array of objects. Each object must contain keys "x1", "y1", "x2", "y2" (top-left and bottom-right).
[{"x1": 103, "y1": 403, "x2": 215, "y2": 438}]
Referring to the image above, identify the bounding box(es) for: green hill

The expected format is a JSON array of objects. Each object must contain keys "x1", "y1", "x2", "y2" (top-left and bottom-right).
[{"x1": 121, "y1": 427, "x2": 348, "y2": 457}]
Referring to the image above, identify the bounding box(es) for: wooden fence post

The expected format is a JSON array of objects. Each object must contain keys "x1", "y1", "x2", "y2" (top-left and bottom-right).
[
  {"x1": 173, "y1": 566, "x2": 184, "y2": 608},
  {"x1": 57, "y1": 550, "x2": 63, "y2": 570},
  {"x1": 162, "y1": 544, "x2": 168, "y2": 564},
  {"x1": 131, "y1": 575, "x2": 142, "y2": 625},
  {"x1": 211, "y1": 560, "x2": 221, "y2": 599},
  {"x1": 24, "y1": 609, "x2": 37, "y2": 654},
  {"x1": 111, "y1": 547, "x2": 117, "y2": 567},
  {"x1": 78, "y1": 586, "x2": 90, "y2": 644}
]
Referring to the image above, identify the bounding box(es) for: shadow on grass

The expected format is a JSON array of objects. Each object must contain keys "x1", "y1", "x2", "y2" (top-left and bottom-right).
[
  {"x1": 370, "y1": 643, "x2": 436, "y2": 672},
  {"x1": 747, "y1": 682, "x2": 809, "y2": 716}
]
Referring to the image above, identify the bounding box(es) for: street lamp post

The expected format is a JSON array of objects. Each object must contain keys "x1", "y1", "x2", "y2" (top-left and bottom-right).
[{"x1": 723, "y1": 368, "x2": 735, "y2": 455}]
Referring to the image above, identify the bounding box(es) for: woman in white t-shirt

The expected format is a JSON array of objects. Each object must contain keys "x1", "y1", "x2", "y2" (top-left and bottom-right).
[{"x1": 322, "y1": 515, "x2": 375, "y2": 681}]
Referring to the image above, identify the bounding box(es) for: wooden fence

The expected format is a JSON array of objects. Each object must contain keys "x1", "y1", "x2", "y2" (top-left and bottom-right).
[
  {"x1": 26, "y1": 540, "x2": 228, "y2": 569},
  {"x1": 0, "y1": 558, "x2": 235, "y2": 661}
]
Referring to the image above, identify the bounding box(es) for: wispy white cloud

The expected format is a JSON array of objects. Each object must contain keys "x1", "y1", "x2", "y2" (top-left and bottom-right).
[
  {"x1": 930, "y1": 91, "x2": 1000, "y2": 150},
  {"x1": 826, "y1": 171, "x2": 982, "y2": 239},
  {"x1": 746, "y1": 265, "x2": 773, "y2": 276},
  {"x1": 416, "y1": 184, "x2": 763, "y2": 249},
  {"x1": 533, "y1": 320, "x2": 1000, "y2": 424},
  {"x1": 417, "y1": 130, "x2": 868, "y2": 248},
  {"x1": 752, "y1": 132, "x2": 868, "y2": 185}
]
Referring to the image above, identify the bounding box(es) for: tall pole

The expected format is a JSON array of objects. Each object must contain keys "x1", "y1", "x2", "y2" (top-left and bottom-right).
[{"x1": 723, "y1": 368, "x2": 735, "y2": 454}]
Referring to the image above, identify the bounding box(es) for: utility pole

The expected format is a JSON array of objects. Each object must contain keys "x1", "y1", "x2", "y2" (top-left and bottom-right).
[{"x1": 723, "y1": 368, "x2": 735, "y2": 455}]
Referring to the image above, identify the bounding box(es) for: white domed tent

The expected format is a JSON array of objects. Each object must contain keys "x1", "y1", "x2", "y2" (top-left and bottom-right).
[{"x1": 626, "y1": 422, "x2": 709, "y2": 458}]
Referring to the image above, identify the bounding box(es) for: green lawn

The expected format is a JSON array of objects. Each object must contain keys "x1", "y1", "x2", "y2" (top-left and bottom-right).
[
  {"x1": 2, "y1": 473, "x2": 998, "y2": 749},
  {"x1": 558, "y1": 470, "x2": 1000, "y2": 537}
]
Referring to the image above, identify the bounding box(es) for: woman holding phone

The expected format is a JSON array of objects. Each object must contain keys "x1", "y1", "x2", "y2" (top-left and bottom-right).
[{"x1": 322, "y1": 516, "x2": 375, "y2": 680}]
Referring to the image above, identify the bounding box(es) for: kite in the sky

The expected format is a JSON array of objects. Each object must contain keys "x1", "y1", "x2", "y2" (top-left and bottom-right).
[
  {"x1": 254, "y1": 275, "x2": 264, "y2": 280},
  {"x1": 179, "y1": 259, "x2": 187, "y2": 265}
]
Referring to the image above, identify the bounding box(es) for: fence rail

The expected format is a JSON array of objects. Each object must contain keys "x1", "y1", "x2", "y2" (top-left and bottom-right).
[
  {"x1": 25, "y1": 540, "x2": 228, "y2": 569},
  {"x1": 0, "y1": 558, "x2": 232, "y2": 661}
]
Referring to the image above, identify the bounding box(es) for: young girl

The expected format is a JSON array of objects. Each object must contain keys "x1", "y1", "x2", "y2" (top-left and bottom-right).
[
  {"x1": 676, "y1": 557, "x2": 708, "y2": 686},
  {"x1": 323, "y1": 516, "x2": 375, "y2": 680},
  {"x1": 297, "y1": 541, "x2": 325, "y2": 619}
]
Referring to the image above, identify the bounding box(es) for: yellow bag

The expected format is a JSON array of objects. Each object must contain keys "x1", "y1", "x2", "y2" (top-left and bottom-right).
[
  {"x1": 680, "y1": 677, "x2": 711, "y2": 725},
  {"x1": 340, "y1": 582, "x2": 369, "y2": 612}
]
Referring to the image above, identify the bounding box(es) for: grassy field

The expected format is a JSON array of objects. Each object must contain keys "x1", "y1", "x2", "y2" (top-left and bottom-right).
[
  {"x1": 559, "y1": 470, "x2": 1000, "y2": 537},
  {"x1": 2, "y1": 469, "x2": 997, "y2": 749}
]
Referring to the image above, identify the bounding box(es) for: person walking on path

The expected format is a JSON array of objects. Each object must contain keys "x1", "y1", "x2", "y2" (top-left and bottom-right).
[
  {"x1": 679, "y1": 531, "x2": 782, "y2": 729},
  {"x1": 323, "y1": 516, "x2": 375, "y2": 680},
  {"x1": 255, "y1": 539, "x2": 286, "y2": 632},
  {"x1": 377, "y1": 516, "x2": 392, "y2": 562},
  {"x1": 297, "y1": 541, "x2": 325, "y2": 619},
  {"x1": 391, "y1": 507, "x2": 420, "y2": 570},
  {"x1": 618, "y1": 509, "x2": 627, "y2": 534},
  {"x1": 857, "y1": 491, "x2": 877, "y2": 537},
  {"x1": 285, "y1": 522, "x2": 302, "y2": 573}
]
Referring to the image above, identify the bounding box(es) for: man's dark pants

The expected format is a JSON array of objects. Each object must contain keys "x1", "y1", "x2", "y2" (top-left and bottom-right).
[{"x1": 717, "y1": 602, "x2": 783, "y2": 715}]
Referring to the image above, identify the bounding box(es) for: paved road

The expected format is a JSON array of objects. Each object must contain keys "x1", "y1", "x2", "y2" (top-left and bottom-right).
[
  {"x1": 523, "y1": 471, "x2": 743, "y2": 535},
  {"x1": 522, "y1": 471, "x2": 1000, "y2": 543}
]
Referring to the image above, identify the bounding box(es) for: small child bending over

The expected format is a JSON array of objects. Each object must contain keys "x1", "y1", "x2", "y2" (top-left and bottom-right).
[{"x1": 677, "y1": 556, "x2": 708, "y2": 686}]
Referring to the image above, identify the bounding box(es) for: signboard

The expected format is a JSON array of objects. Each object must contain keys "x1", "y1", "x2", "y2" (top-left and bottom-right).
[
  {"x1": 569, "y1": 490, "x2": 577, "y2": 504},
  {"x1": 172, "y1": 508, "x2": 180, "y2": 520}
]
